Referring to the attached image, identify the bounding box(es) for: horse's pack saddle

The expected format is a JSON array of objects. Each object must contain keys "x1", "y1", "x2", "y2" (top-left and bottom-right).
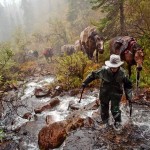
[{"x1": 115, "y1": 36, "x2": 135, "y2": 53}]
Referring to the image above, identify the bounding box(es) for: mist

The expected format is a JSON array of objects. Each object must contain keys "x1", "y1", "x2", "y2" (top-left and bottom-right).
[{"x1": 0, "y1": 0, "x2": 67, "y2": 41}]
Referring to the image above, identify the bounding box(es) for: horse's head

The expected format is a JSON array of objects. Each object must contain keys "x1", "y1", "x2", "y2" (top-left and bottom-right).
[
  {"x1": 94, "y1": 35, "x2": 104, "y2": 54},
  {"x1": 88, "y1": 31, "x2": 104, "y2": 54},
  {"x1": 132, "y1": 43, "x2": 144, "y2": 71}
]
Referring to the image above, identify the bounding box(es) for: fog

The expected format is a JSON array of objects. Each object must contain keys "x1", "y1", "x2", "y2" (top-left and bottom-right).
[{"x1": 0, "y1": 0, "x2": 67, "y2": 41}]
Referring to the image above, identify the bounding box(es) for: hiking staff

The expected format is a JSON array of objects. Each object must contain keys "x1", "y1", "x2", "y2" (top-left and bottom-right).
[
  {"x1": 136, "y1": 70, "x2": 140, "y2": 96},
  {"x1": 78, "y1": 87, "x2": 85, "y2": 103},
  {"x1": 129, "y1": 100, "x2": 132, "y2": 117}
]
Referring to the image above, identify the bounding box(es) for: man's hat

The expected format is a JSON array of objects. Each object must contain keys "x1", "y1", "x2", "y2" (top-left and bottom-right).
[{"x1": 105, "y1": 54, "x2": 124, "y2": 68}]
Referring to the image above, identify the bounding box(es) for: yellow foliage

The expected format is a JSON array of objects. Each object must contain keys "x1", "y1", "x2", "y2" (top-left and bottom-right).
[{"x1": 20, "y1": 61, "x2": 37, "y2": 75}]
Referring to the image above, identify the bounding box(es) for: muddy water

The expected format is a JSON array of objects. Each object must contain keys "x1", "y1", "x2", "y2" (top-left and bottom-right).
[{"x1": 1, "y1": 76, "x2": 150, "y2": 150}]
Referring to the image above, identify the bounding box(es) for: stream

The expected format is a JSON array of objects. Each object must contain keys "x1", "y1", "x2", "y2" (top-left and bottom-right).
[{"x1": 1, "y1": 76, "x2": 150, "y2": 150}]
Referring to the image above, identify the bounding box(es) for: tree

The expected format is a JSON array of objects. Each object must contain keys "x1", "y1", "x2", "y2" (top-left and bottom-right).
[
  {"x1": 0, "y1": 42, "x2": 14, "y2": 86},
  {"x1": 66, "y1": 0, "x2": 103, "y2": 36},
  {"x1": 12, "y1": 27, "x2": 31, "y2": 63},
  {"x1": 91, "y1": 0, "x2": 126, "y2": 38},
  {"x1": 47, "y1": 18, "x2": 71, "y2": 53},
  {"x1": 125, "y1": 0, "x2": 150, "y2": 38}
]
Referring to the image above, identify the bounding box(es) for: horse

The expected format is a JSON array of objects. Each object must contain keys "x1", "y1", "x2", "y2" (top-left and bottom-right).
[
  {"x1": 42, "y1": 48, "x2": 53, "y2": 63},
  {"x1": 60, "y1": 44, "x2": 75, "y2": 56},
  {"x1": 109, "y1": 36, "x2": 144, "y2": 93},
  {"x1": 80, "y1": 26, "x2": 104, "y2": 62}
]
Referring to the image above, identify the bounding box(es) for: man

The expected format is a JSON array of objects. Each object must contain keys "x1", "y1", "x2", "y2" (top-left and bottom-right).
[{"x1": 82, "y1": 54, "x2": 132, "y2": 130}]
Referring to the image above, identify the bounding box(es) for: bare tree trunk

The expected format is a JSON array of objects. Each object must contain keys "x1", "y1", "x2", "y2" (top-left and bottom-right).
[{"x1": 119, "y1": 0, "x2": 126, "y2": 35}]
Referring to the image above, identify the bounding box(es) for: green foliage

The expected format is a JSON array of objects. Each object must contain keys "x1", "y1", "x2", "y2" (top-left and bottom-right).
[
  {"x1": 0, "y1": 42, "x2": 14, "y2": 73},
  {"x1": 91, "y1": 0, "x2": 124, "y2": 37},
  {"x1": 56, "y1": 51, "x2": 92, "y2": 90},
  {"x1": 55, "y1": 50, "x2": 110, "y2": 90},
  {"x1": 19, "y1": 61, "x2": 37, "y2": 76},
  {"x1": 0, "y1": 42, "x2": 18, "y2": 89},
  {"x1": 126, "y1": 0, "x2": 150, "y2": 38}
]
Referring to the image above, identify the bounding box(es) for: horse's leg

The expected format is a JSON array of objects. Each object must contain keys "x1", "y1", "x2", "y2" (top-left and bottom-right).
[
  {"x1": 88, "y1": 49, "x2": 94, "y2": 60},
  {"x1": 96, "y1": 49, "x2": 98, "y2": 63},
  {"x1": 127, "y1": 65, "x2": 131, "y2": 78},
  {"x1": 45, "y1": 56, "x2": 49, "y2": 63}
]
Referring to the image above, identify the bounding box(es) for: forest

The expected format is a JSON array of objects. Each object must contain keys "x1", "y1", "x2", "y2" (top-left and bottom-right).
[{"x1": 0, "y1": 0, "x2": 150, "y2": 149}]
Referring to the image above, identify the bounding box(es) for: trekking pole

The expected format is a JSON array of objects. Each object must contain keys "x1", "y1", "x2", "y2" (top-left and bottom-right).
[
  {"x1": 79, "y1": 87, "x2": 85, "y2": 103},
  {"x1": 129, "y1": 100, "x2": 132, "y2": 117},
  {"x1": 136, "y1": 70, "x2": 140, "y2": 96}
]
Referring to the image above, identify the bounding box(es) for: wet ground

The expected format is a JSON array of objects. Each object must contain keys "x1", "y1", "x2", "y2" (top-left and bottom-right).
[{"x1": 1, "y1": 76, "x2": 150, "y2": 150}]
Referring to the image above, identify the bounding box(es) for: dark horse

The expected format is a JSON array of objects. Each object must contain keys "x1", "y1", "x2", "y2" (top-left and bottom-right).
[
  {"x1": 61, "y1": 44, "x2": 75, "y2": 56},
  {"x1": 80, "y1": 26, "x2": 104, "y2": 62},
  {"x1": 42, "y1": 48, "x2": 53, "y2": 63},
  {"x1": 109, "y1": 36, "x2": 144, "y2": 92}
]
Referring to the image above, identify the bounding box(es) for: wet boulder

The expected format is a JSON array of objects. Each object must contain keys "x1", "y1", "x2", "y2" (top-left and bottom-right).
[
  {"x1": 38, "y1": 116, "x2": 87, "y2": 149},
  {"x1": 69, "y1": 89, "x2": 80, "y2": 96},
  {"x1": 34, "y1": 98, "x2": 60, "y2": 114},
  {"x1": 34, "y1": 88, "x2": 50, "y2": 98},
  {"x1": 34, "y1": 104, "x2": 51, "y2": 114},
  {"x1": 22, "y1": 112, "x2": 32, "y2": 120},
  {"x1": 51, "y1": 86, "x2": 63, "y2": 98},
  {"x1": 38, "y1": 120, "x2": 68, "y2": 149},
  {"x1": 0, "y1": 140, "x2": 18, "y2": 150},
  {"x1": 68, "y1": 100, "x2": 80, "y2": 110},
  {"x1": 81, "y1": 99, "x2": 99, "y2": 110},
  {"x1": 49, "y1": 98, "x2": 60, "y2": 107}
]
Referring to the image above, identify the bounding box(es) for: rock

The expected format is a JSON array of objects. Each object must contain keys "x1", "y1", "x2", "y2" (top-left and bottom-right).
[
  {"x1": 38, "y1": 116, "x2": 85, "y2": 149},
  {"x1": 22, "y1": 112, "x2": 32, "y2": 120},
  {"x1": 34, "y1": 107, "x2": 42, "y2": 114},
  {"x1": 68, "y1": 100, "x2": 80, "y2": 110},
  {"x1": 34, "y1": 98, "x2": 60, "y2": 114},
  {"x1": 34, "y1": 88, "x2": 50, "y2": 98},
  {"x1": 81, "y1": 100, "x2": 99, "y2": 110},
  {"x1": 69, "y1": 89, "x2": 80, "y2": 96},
  {"x1": 49, "y1": 98, "x2": 60, "y2": 108},
  {"x1": 0, "y1": 140, "x2": 18, "y2": 150},
  {"x1": 45, "y1": 115, "x2": 55, "y2": 125},
  {"x1": 34, "y1": 104, "x2": 51, "y2": 114},
  {"x1": 38, "y1": 121, "x2": 68, "y2": 149}
]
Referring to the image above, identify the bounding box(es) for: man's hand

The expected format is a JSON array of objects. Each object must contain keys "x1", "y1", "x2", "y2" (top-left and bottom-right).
[{"x1": 81, "y1": 83, "x2": 86, "y2": 88}]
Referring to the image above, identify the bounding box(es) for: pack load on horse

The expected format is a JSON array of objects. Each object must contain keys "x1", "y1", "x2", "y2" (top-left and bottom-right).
[
  {"x1": 79, "y1": 26, "x2": 104, "y2": 62},
  {"x1": 26, "y1": 50, "x2": 39, "y2": 60},
  {"x1": 74, "y1": 40, "x2": 81, "y2": 52},
  {"x1": 60, "y1": 44, "x2": 75, "y2": 56},
  {"x1": 42, "y1": 47, "x2": 53, "y2": 63},
  {"x1": 109, "y1": 36, "x2": 144, "y2": 93},
  {"x1": 33, "y1": 50, "x2": 39, "y2": 58}
]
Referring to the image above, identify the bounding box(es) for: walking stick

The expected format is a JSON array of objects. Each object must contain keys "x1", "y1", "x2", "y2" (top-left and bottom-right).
[
  {"x1": 79, "y1": 87, "x2": 85, "y2": 103},
  {"x1": 136, "y1": 70, "x2": 140, "y2": 96},
  {"x1": 129, "y1": 100, "x2": 132, "y2": 117}
]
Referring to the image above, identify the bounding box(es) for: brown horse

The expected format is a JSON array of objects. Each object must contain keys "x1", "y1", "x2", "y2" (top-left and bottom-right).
[
  {"x1": 42, "y1": 48, "x2": 53, "y2": 63},
  {"x1": 109, "y1": 36, "x2": 144, "y2": 91},
  {"x1": 80, "y1": 26, "x2": 104, "y2": 62}
]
